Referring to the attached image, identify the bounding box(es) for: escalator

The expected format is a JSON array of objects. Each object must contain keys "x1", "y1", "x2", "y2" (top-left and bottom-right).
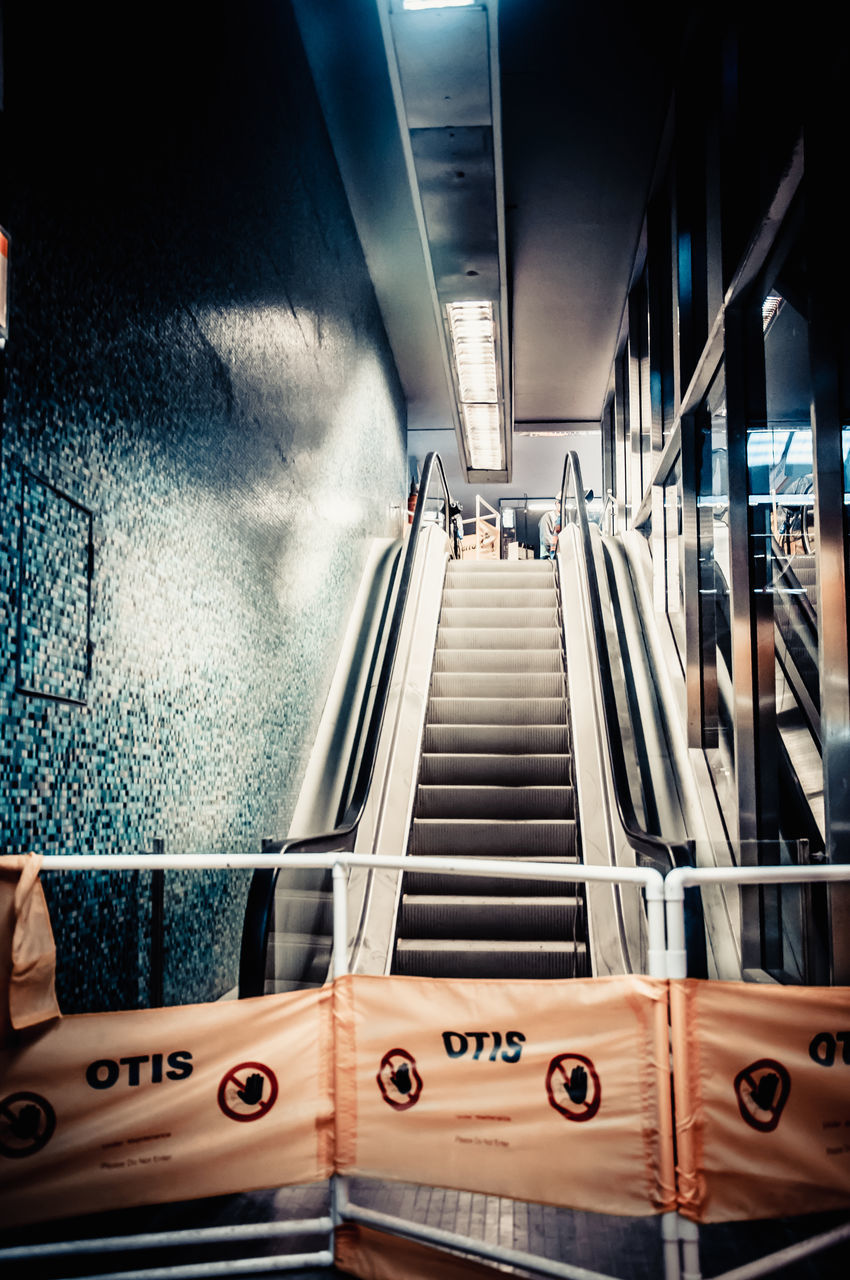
[
  {"x1": 393, "y1": 558, "x2": 588, "y2": 979},
  {"x1": 239, "y1": 451, "x2": 669, "y2": 997},
  {"x1": 773, "y1": 542, "x2": 820, "y2": 737}
]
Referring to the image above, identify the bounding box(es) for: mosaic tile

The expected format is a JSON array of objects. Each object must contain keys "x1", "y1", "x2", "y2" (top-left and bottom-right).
[{"x1": 0, "y1": 3, "x2": 407, "y2": 1013}]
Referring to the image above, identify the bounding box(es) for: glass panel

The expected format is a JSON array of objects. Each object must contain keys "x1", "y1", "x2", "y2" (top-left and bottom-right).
[
  {"x1": 697, "y1": 367, "x2": 735, "y2": 824},
  {"x1": 760, "y1": 291, "x2": 822, "y2": 851},
  {"x1": 844, "y1": 423, "x2": 850, "y2": 545},
  {"x1": 664, "y1": 460, "x2": 685, "y2": 661}
]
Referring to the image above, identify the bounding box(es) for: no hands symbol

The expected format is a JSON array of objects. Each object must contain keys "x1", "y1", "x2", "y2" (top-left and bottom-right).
[
  {"x1": 377, "y1": 1048, "x2": 423, "y2": 1111},
  {"x1": 0, "y1": 1091, "x2": 56, "y2": 1158},
  {"x1": 546, "y1": 1053, "x2": 601, "y2": 1122},
  {"x1": 734, "y1": 1058, "x2": 791, "y2": 1133},
  {"x1": 217, "y1": 1062, "x2": 279, "y2": 1122}
]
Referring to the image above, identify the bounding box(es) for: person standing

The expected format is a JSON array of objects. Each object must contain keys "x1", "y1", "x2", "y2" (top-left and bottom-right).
[{"x1": 538, "y1": 494, "x2": 561, "y2": 559}]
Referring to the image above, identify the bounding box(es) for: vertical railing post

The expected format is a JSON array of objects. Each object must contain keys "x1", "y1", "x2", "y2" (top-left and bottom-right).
[
  {"x1": 645, "y1": 872, "x2": 682, "y2": 1280},
  {"x1": 332, "y1": 859, "x2": 349, "y2": 982},
  {"x1": 331, "y1": 858, "x2": 349, "y2": 1231},
  {"x1": 664, "y1": 868, "x2": 703, "y2": 1280},
  {"x1": 664, "y1": 874, "x2": 689, "y2": 981},
  {"x1": 645, "y1": 874, "x2": 667, "y2": 979}
]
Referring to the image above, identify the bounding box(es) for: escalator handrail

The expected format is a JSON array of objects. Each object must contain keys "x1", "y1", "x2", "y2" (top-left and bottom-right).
[
  {"x1": 559, "y1": 452, "x2": 695, "y2": 874},
  {"x1": 239, "y1": 452, "x2": 455, "y2": 996}
]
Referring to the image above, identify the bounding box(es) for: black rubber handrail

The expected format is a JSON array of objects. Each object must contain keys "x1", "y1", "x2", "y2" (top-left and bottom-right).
[
  {"x1": 239, "y1": 452, "x2": 456, "y2": 996},
  {"x1": 560, "y1": 453, "x2": 707, "y2": 975}
]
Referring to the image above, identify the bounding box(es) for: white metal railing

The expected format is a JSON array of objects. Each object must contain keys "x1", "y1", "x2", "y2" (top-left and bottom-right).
[
  {"x1": 458, "y1": 494, "x2": 500, "y2": 559},
  {"x1": 664, "y1": 863, "x2": 850, "y2": 1280},
  {"x1": 3, "y1": 852, "x2": 665, "y2": 1280},
  {"x1": 4, "y1": 855, "x2": 850, "y2": 1280}
]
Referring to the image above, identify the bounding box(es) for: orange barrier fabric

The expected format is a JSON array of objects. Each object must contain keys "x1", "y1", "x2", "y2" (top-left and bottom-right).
[
  {"x1": 335, "y1": 1223, "x2": 508, "y2": 1280},
  {"x1": 0, "y1": 987, "x2": 333, "y2": 1227},
  {"x1": 671, "y1": 980, "x2": 850, "y2": 1223},
  {"x1": 334, "y1": 973, "x2": 675, "y2": 1217},
  {"x1": 0, "y1": 855, "x2": 60, "y2": 1045}
]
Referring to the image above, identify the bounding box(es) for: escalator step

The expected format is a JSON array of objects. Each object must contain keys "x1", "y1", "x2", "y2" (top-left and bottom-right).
[
  {"x1": 444, "y1": 572, "x2": 553, "y2": 591},
  {"x1": 410, "y1": 818, "x2": 577, "y2": 858},
  {"x1": 430, "y1": 671, "x2": 565, "y2": 699},
  {"x1": 419, "y1": 752, "x2": 570, "y2": 786},
  {"x1": 440, "y1": 607, "x2": 559, "y2": 629},
  {"x1": 267, "y1": 933, "x2": 331, "y2": 985},
  {"x1": 403, "y1": 865, "x2": 579, "y2": 897},
  {"x1": 393, "y1": 939, "x2": 588, "y2": 980},
  {"x1": 269, "y1": 890, "x2": 333, "y2": 935},
  {"x1": 436, "y1": 627, "x2": 560, "y2": 650},
  {"x1": 423, "y1": 723, "x2": 570, "y2": 754},
  {"x1": 415, "y1": 784, "x2": 574, "y2": 820},
  {"x1": 398, "y1": 895, "x2": 584, "y2": 939},
  {"x1": 446, "y1": 561, "x2": 552, "y2": 577},
  {"x1": 427, "y1": 696, "x2": 568, "y2": 725},
  {"x1": 445, "y1": 565, "x2": 550, "y2": 576},
  {"x1": 432, "y1": 648, "x2": 563, "y2": 673},
  {"x1": 442, "y1": 588, "x2": 558, "y2": 609}
]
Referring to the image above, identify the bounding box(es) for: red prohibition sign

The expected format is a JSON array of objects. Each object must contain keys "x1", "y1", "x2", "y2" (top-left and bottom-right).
[
  {"x1": 376, "y1": 1047, "x2": 423, "y2": 1111},
  {"x1": 217, "y1": 1061, "x2": 279, "y2": 1122},
  {"x1": 546, "y1": 1053, "x2": 601, "y2": 1122}
]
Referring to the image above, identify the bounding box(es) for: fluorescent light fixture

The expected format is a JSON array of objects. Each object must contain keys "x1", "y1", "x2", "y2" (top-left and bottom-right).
[
  {"x1": 446, "y1": 300, "x2": 504, "y2": 470},
  {"x1": 402, "y1": 1, "x2": 475, "y2": 9},
  {"x1": 460, "y1": 404, "x2": 502, "y2": 469},
  {"x1": 762, "y1": 292, "x2": 783, "y2": 331},
  {"x1": 517, "y1": 430, "x2": 570, "y2": 438}
]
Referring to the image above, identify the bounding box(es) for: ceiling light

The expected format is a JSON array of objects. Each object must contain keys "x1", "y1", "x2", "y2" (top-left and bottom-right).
[
  {"x1": 402, "y1": 1, "x2": 475, "y2": 9},
  {"x1": 446, "y1": 301, "x2": 504, "y2": 470},
  {"x1": 762, "y1": 292, "x2": 783, "y2": 331},
  {"x1": 460, "y1": 404, "x2": 502, "y2": 470}
]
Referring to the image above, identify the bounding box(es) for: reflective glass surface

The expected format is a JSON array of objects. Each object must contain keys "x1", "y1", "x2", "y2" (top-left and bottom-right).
[{"x1": 697, "y1": 367, "x2": 735, "y2": 822}]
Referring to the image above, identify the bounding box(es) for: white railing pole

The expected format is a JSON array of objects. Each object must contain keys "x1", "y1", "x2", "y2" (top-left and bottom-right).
[
  {"x1": 662, "y1": 1213, "x2": 682, "y2": 1280},
  {"x1": 664, "y1": 873, "x2": 689, "y2": 981},
  {"x1": 679, "y1": 1217, "x2": 701, "y2": 1280},
  {"x1": 331, "y1": 859, "x2": 349, "y2": 981},
  {"x1": 330, "y1": 858, "x2": 350, "y2": 1230},
  {"x1": 647, "y1": 875, "x2": 683, "y2": 1280},
  {"x1": 644, "y1": 876, "x2": 667, "y2": 979}
]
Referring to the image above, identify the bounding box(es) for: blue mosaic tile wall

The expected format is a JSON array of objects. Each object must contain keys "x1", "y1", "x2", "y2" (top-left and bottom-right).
[{"x1": 0, "y1": 3, "x2": 407, "y2": 1011}]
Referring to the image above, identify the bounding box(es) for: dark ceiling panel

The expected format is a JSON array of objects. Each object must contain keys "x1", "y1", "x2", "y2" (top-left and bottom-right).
[{"x1": 500, "y1": 0, "x2": 686, "y2": 423}]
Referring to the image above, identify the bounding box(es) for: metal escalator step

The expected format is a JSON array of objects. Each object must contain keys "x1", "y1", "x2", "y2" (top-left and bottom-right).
[
  {"x1": 398, "y1": 894, "x2": 584, "y2": 939},
  {"x1": 410, "y1": 818, "x2": 577, "y2": 858},
  {"x1": 415, "y1": 784, "x2": 574, "y2": 820},
  {"x1": 446, "y1": 560, "x2": 552, "y2": 575},
  {"x1": 432, "y1": 648, "x2": 563, "y2": 673},
  {"x1": 266, "y1": 933, "x2": 331, "y2": 985},
  {"x1": 423, "y1": 723, "x2": 570, "y2": 754},
  {"x1": 431, "y1": 672, "x2": 565, "y2": 699},
  {"x1": 442, "y1": 588, "x2": 557, "y2": 609},
  {"x1": 439, "y1": 607, "x2": 559, "y2": 629},
  {"x1": 785, "y1": 555, "x2": 816, "y2": 583},
  {"x1": 393, "y1": 938, "x2": 588, "y2": 980},
  {"x1": 444, "y1": 572, "x2": 553, "y2": 591},
  {"x1": 436, "y1": 627, "x2": 560, "y2": 650},
  {"x1": 419, "y1": 753, "x2": 570, "y2": 786},
  {"x1": 403, "y1": 865, "x2": 579, "y2": 896},
  {"x1": 427, "y1": 696, "x2": 568, "y2": 725},
  {"x1": 269, "y1": 890, "x2": 333, "y2": 935}
]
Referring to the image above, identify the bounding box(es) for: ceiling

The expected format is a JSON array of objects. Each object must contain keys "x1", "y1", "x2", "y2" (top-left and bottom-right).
[{"x1": 292, "y1": 0, "x2": 687, "y2": 512}]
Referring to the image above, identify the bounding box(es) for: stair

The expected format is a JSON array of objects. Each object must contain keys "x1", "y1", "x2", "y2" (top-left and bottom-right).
[{"x1": 392, "y1": 558, "x2": 589, "y2": 979}]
